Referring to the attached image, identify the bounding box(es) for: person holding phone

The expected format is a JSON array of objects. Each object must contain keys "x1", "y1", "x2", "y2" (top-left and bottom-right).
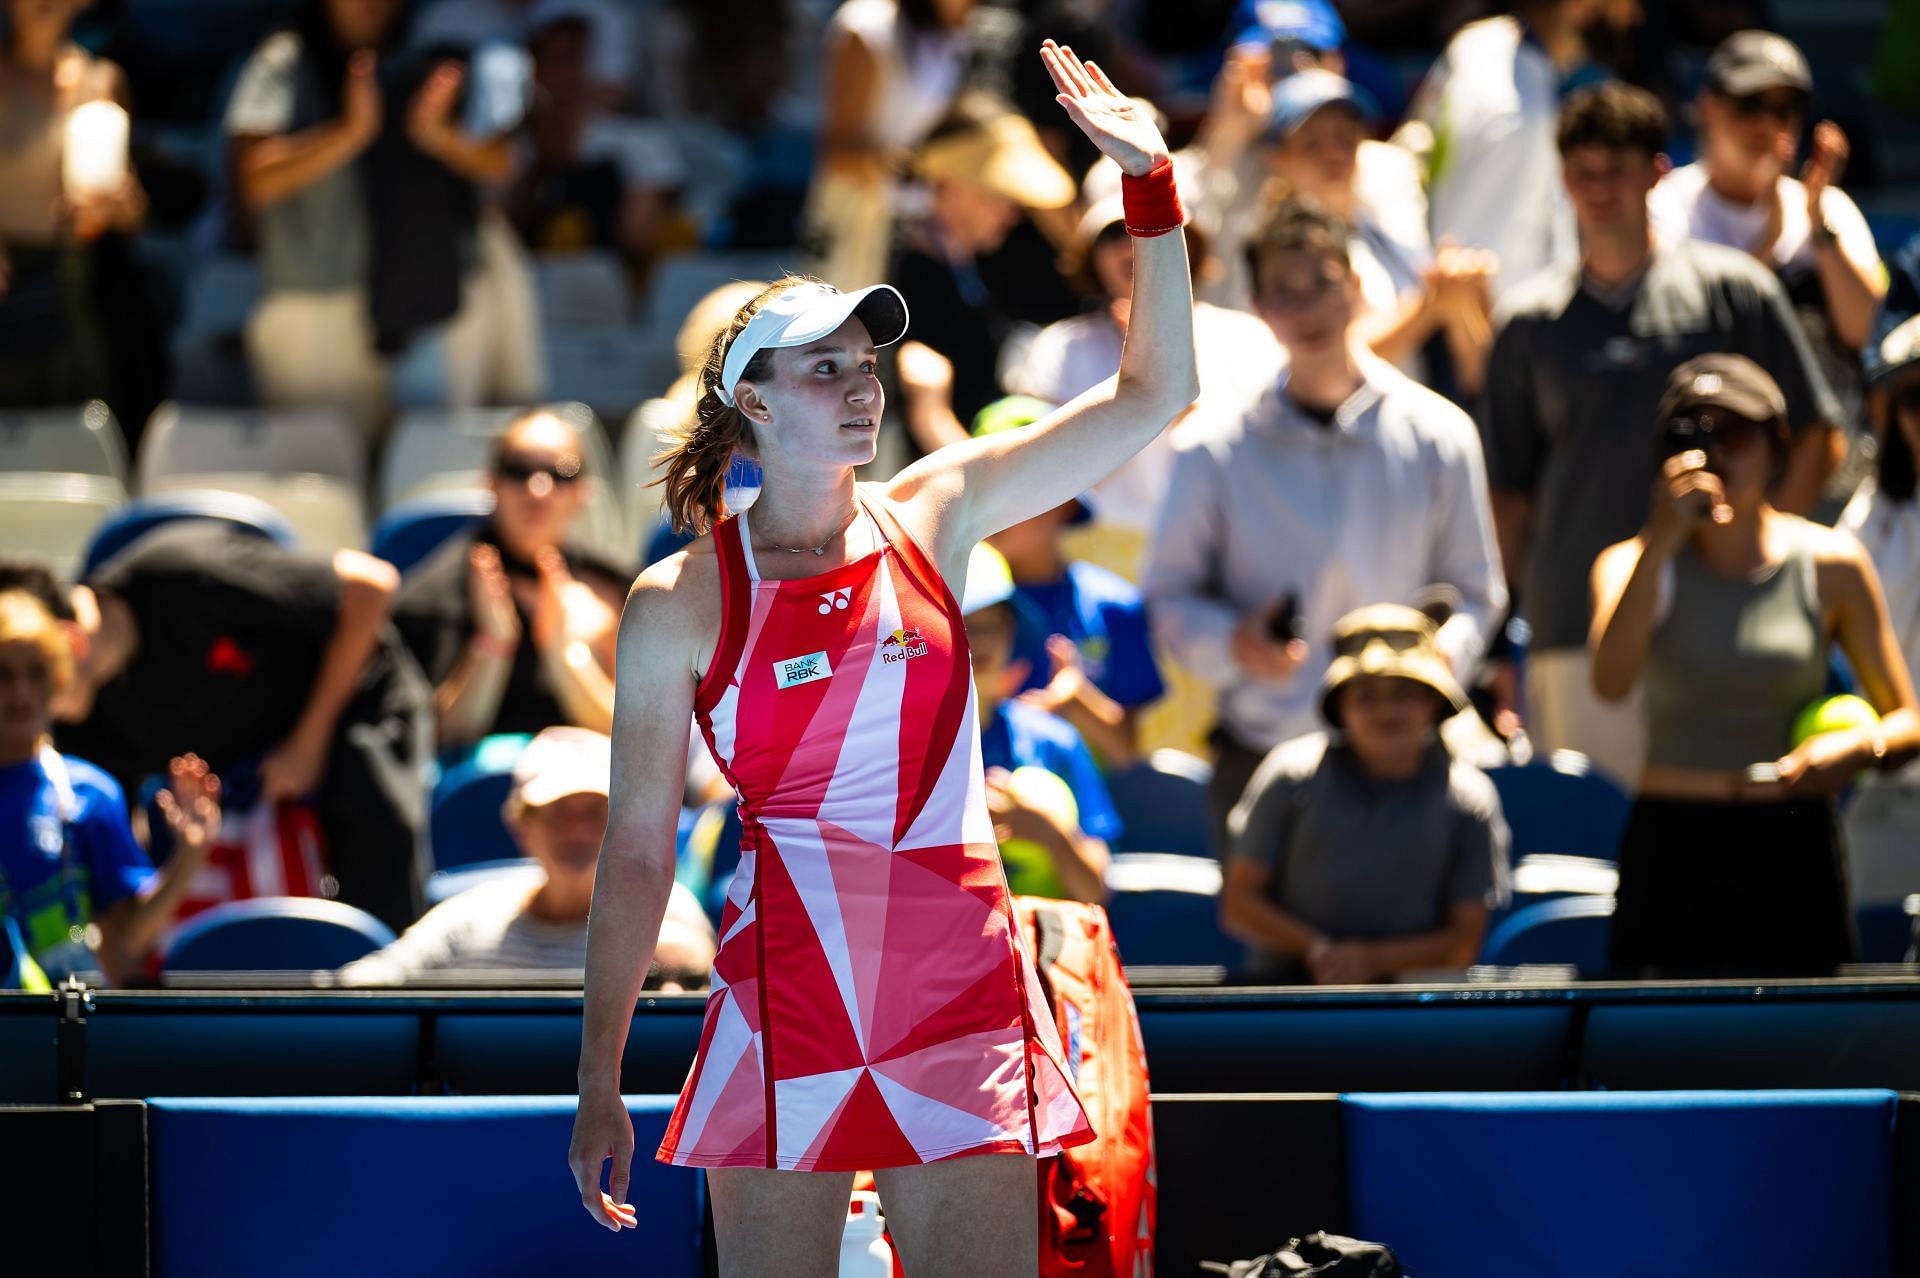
[{"x1": 1589, "y1": 354, "x2": 1920, "y2": 976}]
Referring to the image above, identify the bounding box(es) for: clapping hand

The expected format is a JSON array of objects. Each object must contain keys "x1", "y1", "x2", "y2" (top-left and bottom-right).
[
  {"x1": 1017, "y1": 634, "x2": 1091, "y2": 717},
  {"x1": 1041, "y1": 40, "x2": 1167, "y2": 178},
  {"x1": 469, "y1": 544, "x2": 522, "y2": 651},
  {"x1": 530, "y1": 547, "x2": 617, "y2": 657},
  {"x1": 408, "y1": 60, "x2": 465, "y2": 159},
  {"x1": 155, "y1": 754, "x2": 222, "y2": 858},
  {"x1": 1802, "y1": 120, "x2": 1850, "y2": 226}
]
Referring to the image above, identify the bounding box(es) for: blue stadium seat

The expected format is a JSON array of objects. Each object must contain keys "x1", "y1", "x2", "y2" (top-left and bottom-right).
[
  {"x1": 1855, "y1": 901, "x2": 1916, "y2": 964},
  {"x1": 161, "y1": 897, "x2": 395, "y2": 972},
  {"x1": 147, "y1": 1095, "x2": 703, "y2": 1278},
  {"x1": 1102, "y1": 853, "x2": 1240, "y2": 969},
  {"x1": 1479, "y1": 894, "x2": 1613, "y2": 974},
  {"x1": 1484, "y1": 753, "x2": 1630, "y2": 864},
  {"x1": 368, "y1": 489, "x2": 493, "y2": 575},
  {"x1": 430, "y1": 735, "x2": 532, "y2": 870},
  {"x1": 1343, "y1": 1090, "x2": 1898, "y2": 1278},
  {"x1": 1108, "y1": 751, "x2": 1214, "y2": 859},
  {"x1": 82, "y1": 489, "x2": 298, "y2": 574}
]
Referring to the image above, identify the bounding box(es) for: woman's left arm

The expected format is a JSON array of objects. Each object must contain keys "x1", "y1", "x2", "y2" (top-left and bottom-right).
[{"x1": 893, "y1": 43, "x2": 1199, "y2": 560}]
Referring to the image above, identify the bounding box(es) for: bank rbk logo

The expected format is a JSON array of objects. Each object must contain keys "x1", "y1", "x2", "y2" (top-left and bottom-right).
[{"x1": 818, "y1": 587, "x2": 853, "y2": 615}]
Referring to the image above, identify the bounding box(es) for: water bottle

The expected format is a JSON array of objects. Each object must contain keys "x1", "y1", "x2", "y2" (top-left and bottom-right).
[{"x1": 838, "y1": 1189, "x2": 894, "y2": 1277}]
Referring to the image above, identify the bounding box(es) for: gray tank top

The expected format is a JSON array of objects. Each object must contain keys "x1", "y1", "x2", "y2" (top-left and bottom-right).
[{"x1": 1643, "y1": 525, "x2": 1829, "y2": 772}]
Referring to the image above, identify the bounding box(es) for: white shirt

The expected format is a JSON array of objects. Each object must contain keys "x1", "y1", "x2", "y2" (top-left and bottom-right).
[
  {"x1": 1649, "y1": 162, "x2": 1880, "y2": 277},
  {"x1": 826, "y1": 0, "x2": 969, "y2": 153},
  {"x1": 1144, "y1": 350, "x2": 1508, "y2": 750},
  {"x1": 1412, "y1": 15, "x2": 1575, "y2": 304},
  {"x1": 1009, "y1": 302, "x2": 1284, "y2": 532},
  {"x1": 1842, "y1": 480, "x2": 1920, "y2": 783}
]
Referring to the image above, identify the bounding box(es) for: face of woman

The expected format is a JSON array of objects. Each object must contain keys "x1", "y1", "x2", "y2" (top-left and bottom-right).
[
  {"x1": 1275, "y1": 106, "x2": 1363, "y2": 201},
  {"x1": 741, "y1": 315, "x2": 884, "y2": 476},
  {"x1": 488, "y1": 417, "x2": 588, "y2": 559},
  {"x1": 326, "y1": 0, "x2": 404, "y2": 48},
  {"x1": 1674, "y1": 411, "x2": 1777, "y2": 510},
  {"x1": 0, "y1": 639, "x2": 54, "y2": 761},
  {"x1": 1340, "y1": 676, "x2": 1438, "y2": 769}
]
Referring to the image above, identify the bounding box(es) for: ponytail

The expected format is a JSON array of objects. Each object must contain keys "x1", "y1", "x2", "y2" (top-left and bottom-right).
[{"x1": 653, "y1": 275, "x2": 816, "y2": 535}]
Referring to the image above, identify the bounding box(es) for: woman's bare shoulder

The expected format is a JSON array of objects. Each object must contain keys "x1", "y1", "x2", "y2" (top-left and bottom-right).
[{"x1": 624, "y1": 535, "x2": 723, "y2": 634}]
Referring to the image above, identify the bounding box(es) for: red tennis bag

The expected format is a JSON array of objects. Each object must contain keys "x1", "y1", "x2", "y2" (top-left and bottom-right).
[{"x1": 1014, "y1": 896, "x2": 1157, "y2": 1278}]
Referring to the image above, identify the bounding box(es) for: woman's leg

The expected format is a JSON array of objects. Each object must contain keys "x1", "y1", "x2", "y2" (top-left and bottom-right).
[
  {"x1": 706, "y1": 1166, "x2": 854, "y2": 1278},
  {"x1": 873, "y1": 1154, "x2": 1039, "y2": 1278}
]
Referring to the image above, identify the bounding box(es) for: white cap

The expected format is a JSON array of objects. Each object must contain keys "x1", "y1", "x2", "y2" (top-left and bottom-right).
[
  {"x1": 718, "y1": 283, "x2": 909, "y2": 407},
  {"x1": 511, "y1": 727, "x2": 612, "y2": 808}
]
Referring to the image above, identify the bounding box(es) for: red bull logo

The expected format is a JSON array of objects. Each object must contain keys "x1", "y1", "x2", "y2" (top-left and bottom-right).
[{"x1": 881, "y1": 626, "x2": 929, "y2": 663}]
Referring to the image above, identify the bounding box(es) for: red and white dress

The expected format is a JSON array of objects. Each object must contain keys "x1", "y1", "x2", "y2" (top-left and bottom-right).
[{"x1": 656, "y1": 489, "x2": 1094, "y2": 1171}]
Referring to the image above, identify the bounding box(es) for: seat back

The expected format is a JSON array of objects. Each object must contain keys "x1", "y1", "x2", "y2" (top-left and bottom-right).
[
  {"x1": 368, "y1": 490, "x2": 494, "y2": 574},
  {"x1": 0, "y1": 401, "x2": 127, "y2": 480},
  {"x1": 430, "y1": 735, "x2": 532, "y2": 870},
  {"x1": 0, "y1": 473, "x2": 126, "y2": 576},
  {"x1": 1103, "y1": 853, "x2": 1240, "y2": 969},
  {"x1": 1108, "y1": 751, "x2": 1214, "y2": 859},
  {"x1": 160, "y1": 897, "x2": 396, "y2": 973},
  {"x1": 138, "y1": 402, "x2": 365, "y2": 489},
  {"x1": 1479, "y1": 894, "x2": 1613, "y2": 974},
  {"x1": 534, "y1": 249, "x2": 632, "y2": 326},
  {"x1": 1484, "y1": 753, "x2": 1630, "y2": 863},
  {"x1": 145, "y1": 472, "x2": 367, "y2": 553},
  {"x1": 82, "y1": 490, "x2": 298, "y2": 574},
  {"x1": 1342, "y1": 1089, "x2": 1898, "y2": 1278}
]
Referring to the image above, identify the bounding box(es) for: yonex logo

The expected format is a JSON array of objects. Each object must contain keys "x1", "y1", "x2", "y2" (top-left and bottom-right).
[
  {"x1": 774, "y1": 650, "x2": 833, "y2": 689},
  {"x1": 818, "y1": 588, "x2": 852, "y2": 615}
]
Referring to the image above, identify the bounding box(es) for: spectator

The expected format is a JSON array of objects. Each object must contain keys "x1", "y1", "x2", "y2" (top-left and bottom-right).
[
  {"x1": 1650, "y1": 30, "x2": 1886, "y2": 495},
  {"x1": 392, "y1": 409, "x2": 628, "y2": 748},
  {"x1": 505, "y1": 6, "x2": 693, "y2": 284},
  {"x1": 338, "y1": 726, "x2": 716, "y2": 987},
  {"x1": 1, "y1": 590, "x2": 222, "y2": 989},
  {"x1": 1401, "y1": 0, "x2": 1637, "y2": 305},
  {"x1": 0, "y1": 0, "x2": 147, "y2": 407},
  {"x1": 888, "y1": 92, "x2": 1077, "y2": 452},
  {"x1": 226, "y1": 0, "x2": 539, "y2": 437},
  {"x1": 1264, "y1": 69, "x2": 1496, "y2": 394},
  {"x1": 1589, "y1": 355, "x2": 1920, "y2": 976},
  {"x1": 1147, "y1": 197, "x2": 1505, "y2": 856},
  {"x1": 1481, "y1": 83, "x2": 1842, "y2": 787},
  {"x1": 412, "y1": 0, "x2": 634, "y2": 110},
  {"x1": 1221, "y1": 604, "x2": 1510, "y2": 984},
  {"x1": 961, "y1": 395, "x2": 1164, "y2": 769},
  {"x1": 1839, "y1": 315, "x2": 1920, "y2": 909},
  {"x1": 50, "y1": 525, "x2": 433, "y2": 934},
  {"x1": 964, "y1": 545, "x2": 1119, "y2": 903},
  {"x1": 1006, "y1": 194, "x2": 1281, "y2": 553},
  {"x1": 807, "y1": 0, "x2": 975, "y2": 290}
]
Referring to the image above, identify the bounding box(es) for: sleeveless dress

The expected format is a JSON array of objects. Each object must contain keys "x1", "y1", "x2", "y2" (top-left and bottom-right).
[{"x1": 656, "y1": 489, "x2": 1095, "y2": 1171}]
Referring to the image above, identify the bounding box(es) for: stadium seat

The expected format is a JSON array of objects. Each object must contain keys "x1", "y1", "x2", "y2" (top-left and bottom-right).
[
  {"x1": 1108, "y1": 750, "x2": 1214, "y2": 859},
  {"x1": 137, "y1": 403, "x2": 369, "y2": 552},
  {"x1": 1855, "y1": 899, "x2": 1917, "y2": 965},
  {"x1": 1102, "y1": 852, "x2": 1240, "y2": 970},
  {"x1": 425, "y1": 857, "x2": 540, "y2": 906},
  {"x1": 173, "y1": 253, "x2": 258, "y2": 343},
  {"x1": 542, "y1": 324, "x2": 662, "y2": 428},
  {"x1": 430, "y1": 735, "x2": 533, "y2": 870},
  {"x1": 368, "y1": 489, "x2": 493, "y2": 574},
  {"x1": 1484, "y1": 752, "x2": 1630, "y2": 864},
  {"x1": 0, "y1": 400, "x2": 128, "y2": 481},
  {"x1": 640, "y1": 249, "x2": 791, "y2": 336},
  {"x1": 0, "y1": 472, "x2": 126, "y2": 577},
  {"x1": 82, "y1": 490, "x2": 298, "y2": 574},
  {"x1": 1343, "y1": 1090, "x2": 1899, "y2": 1278},
  {"x1": 146, "y1": 1095, "x2": 702, "y2": 1278},
  {"x1": 160, "y1": 897, "x2": 396, "y2": 973},
  {"x1": 689, "y1": 800, "x2": 744, "y2": 927},
  {"x1": 1508, "y1": 853, "x2": 1618, "y2": 899},
  {"x1": 1479, "y1": 894, "x2": 1613, "y2": 975},
  {"x1": 534, "y1": 249, "x2": 632, "y2": 327},
  {"x1": 378, "y1": 402, "x2": 631, "y2": 568}
]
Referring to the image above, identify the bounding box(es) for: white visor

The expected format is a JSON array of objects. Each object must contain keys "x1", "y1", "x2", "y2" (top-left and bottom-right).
[{"x1": 717, "y1": 283, "x2": 910, "y2": 406}]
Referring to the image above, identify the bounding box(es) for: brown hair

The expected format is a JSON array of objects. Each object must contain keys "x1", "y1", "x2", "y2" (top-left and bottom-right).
[
  {"x1": 1557, "y1": 82, "x2": 1668, "y2": 158},
  {"x1": 653, "y1": 275, "x2": 816, "y2": 535},
  {"x1": 1244, "y1": 195, "x2": 1351, "y2": 295},
  {"x1": 0, "y1": 589, "x2": 73, "y2": 695}
]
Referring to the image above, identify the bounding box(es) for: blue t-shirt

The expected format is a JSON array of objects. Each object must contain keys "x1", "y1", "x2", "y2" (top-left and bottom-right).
[
  {"x1": 0, "y1": 752, "x2": 154, "y2": 959},
  {"x1": 1012, "y1": 560, "x2": 1165, "y2": 710},
  {"x1": 979, "y1": 699, "x2": 1123, "y2": 846}
]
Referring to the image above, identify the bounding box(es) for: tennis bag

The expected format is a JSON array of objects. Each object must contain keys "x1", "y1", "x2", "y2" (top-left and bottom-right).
[{"x1": 1014, "y1": 896, "x2": 1156, "y2": 1278}]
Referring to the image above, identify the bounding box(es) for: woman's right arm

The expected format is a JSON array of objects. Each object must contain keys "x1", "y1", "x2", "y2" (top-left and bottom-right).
[
  {"x1": 569, "y1": 563, "x2": 702, "y2": 1231},
  {"x1": 232, "y1": 50, "x2": 381, "y2": 211},
  {"x1": 1590, "y1": 453, "x2": 1723, "y2": 702}
]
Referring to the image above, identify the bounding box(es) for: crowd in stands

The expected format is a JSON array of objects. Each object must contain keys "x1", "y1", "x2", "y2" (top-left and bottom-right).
[{"x1": 5, "y1": 0, "x2": 1920, "y2": 989}]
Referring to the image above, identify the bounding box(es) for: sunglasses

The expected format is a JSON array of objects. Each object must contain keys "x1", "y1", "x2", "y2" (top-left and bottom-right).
[
  {"x1": 1662, "y1": 411, "x2": 1769, "y2": 459},
  {"x1": 1333, "y1": 626, "x2": 1425, "y2": 659},
  {"x1": 494, "y1": 454, "x2": 583, "y2": 487},
  {"x1": 1260, "y1": 270, "x2": 1346, "y2": 311},
  {"x1": 1725, "y1": 91, "x2": 1804, "y2": 124}
]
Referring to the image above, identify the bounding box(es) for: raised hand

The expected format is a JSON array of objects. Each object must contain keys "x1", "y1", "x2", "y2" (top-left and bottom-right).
[
  {"x1": 1040, "y1": 39, "x2": 1167, "y2": 178},
  {"x1": 1802, "y1": 120, "x2": 1850, "y2": 223},
  {"x1": 342, "y1": 50, "x2": 383, "y2": 146},
  {"x1": 156, "y1": 754, "x2": 222, "y2": 857},
  {"x1": 408, "y1": 60, "x2": 466, "y2": 158},
  {"x1": 469, "y1": 544, "x2": 522, "y2": 649}
]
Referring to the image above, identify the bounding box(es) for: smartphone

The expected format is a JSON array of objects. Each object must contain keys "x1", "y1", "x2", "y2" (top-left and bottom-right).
[{"x1": 1267, "y1": 591, "x2": 1302, "y2": 645}]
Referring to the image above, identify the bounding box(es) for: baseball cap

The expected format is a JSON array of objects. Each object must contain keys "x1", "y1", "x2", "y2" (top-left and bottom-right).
[
  {"x1": 511, "y1": 727, "x2": 612, "y2": 808},
  {"x1": 916, "y1": 112, "x2": 1076, "y2": 211},
  {"x1": 962, "y1": 543, "x2": 1018, "y2": 615},
  {"x1": 1267, "y1": 69, "x2": 1375, "y2": 141},
  {"x1": 1869, "y1": 313, "x2": 1920, "y2": 387},
  {"x1": 970, "y1": 396, "x2": 1093, "y2": 525},
  {"x1": 718, "y1": 282, "x2": 909, "y2": 407},
  {"x1": 1705, "y1": 30, "x2": 1813, "y2": 98},
  {"x1": 1319, "y1": 604, "x2": 1469, "y2": 731},
  {"x1": 1231, "y1": 0, "x2": 1346, "y2": 54},
  {"x1": 1655, "y1": 354, "x2": 1788, "y2": 427}
]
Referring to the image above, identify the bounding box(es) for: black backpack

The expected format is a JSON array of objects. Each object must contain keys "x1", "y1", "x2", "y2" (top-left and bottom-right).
[{"x1": 1199, "y1": 1232, "x2": 1405, "y2": 1277}]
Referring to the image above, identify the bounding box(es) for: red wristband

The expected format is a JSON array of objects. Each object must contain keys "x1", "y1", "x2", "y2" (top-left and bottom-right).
[{"x1": 1121, "y1": 157, "x2": 1183, "y2": 238}]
